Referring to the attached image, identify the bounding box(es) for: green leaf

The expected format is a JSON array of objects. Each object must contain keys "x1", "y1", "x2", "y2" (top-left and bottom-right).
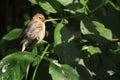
[
  {"x1": 38, "y1": 40, "x2": 48, "y2": 45},
  {"x1": 80, "y1": 0, "x2": 88, "y2": 6},
  {"x1": 29, "y1": 0, "x2": 63, "y2": 14},
  {"x1": 54, "y1": 20, "x2": 66, "y2": 46},
  {"x1": 39, "y1": 0, "x2": 57, "y2": 13},
  {"x1": 2, "y1": 28, "x2": 22, "y2": 41},
  {"x1": 77, "y1": 59, "x2": 93, "y2": 80},
  {"x1": 32, "y1": 46, "x2": 38, "y2": 55},
  {"x1": 54, "y1": 19, "x2": 80, "y2": 66},
  {"x1": 28, "y1": 0, "x2": 37, "y2": 4},
  {"x1": 57, "y1": 0, "x2": 73, "y2": 6},
  {"x1": 82, "y1": 46, "x2": 101, "y2": 55},
  {"x1": 0, "y1": 52, "x2": 35, "y2": 80},
  {"x1": 80, "y1": 20, "x2": 94, "y2": 35},
  {"x1": 24, "y1": 20, "x2": 30, "y2": 26},
  {"x1": 98, "y1": 5, "x2": 120, "y2": 37},
  {"x1": 108, "y1": 1, "x2": 120, "y2": 11},
  {"x1": 80, "y1": 18, "x2": 112, "y2": 40},
  {"x1": 88, "y1": 0, "x2": 102, "y2": 11},
  {"x1": 80, "y1": 18, "x2": 112, "y2": 48},
  {"x1": 87, "y1": 46, "x2": 101, "y2": 54},
  {"x1": 92, "y1": 21, "x2": 112, "y2": 40},
  {"x1": 49, "y1": 61, "x2": 79, "y2": 80},
  {"x1": 87, "y1": 53, "x2": 117, "y2": 79},
  {"x1": 57, "y1": 0, "x2": 88, "y2": 14}
]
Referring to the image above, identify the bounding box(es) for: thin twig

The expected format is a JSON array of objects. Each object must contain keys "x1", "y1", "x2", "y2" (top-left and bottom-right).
[
  {"x1": 45, "y1": 18, "x2": 63, "y2": 23},
  {"x1": 90, "y1": 0, "x2": 106, "y2": 13},
  {"x1": 45, "y1": 14, "x2": 82, "y2": 23},
  {"x1": 32, "y1": 44, "x2": 50, "y2": 80}
]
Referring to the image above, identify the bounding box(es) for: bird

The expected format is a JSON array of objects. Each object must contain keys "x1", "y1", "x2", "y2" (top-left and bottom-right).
[{"x1": 20, "y1": 13, "x2": 45, "y2": 51}]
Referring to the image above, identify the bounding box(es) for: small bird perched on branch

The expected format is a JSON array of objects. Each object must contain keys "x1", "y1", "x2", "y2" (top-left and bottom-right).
[{"x1": 20, "y1": 13, "x2": 45, "y2": 51}]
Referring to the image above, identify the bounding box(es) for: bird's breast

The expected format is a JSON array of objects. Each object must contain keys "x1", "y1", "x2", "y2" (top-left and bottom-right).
[{"x1": 26, "y1": 22, "x2": 45, "y2": 41}]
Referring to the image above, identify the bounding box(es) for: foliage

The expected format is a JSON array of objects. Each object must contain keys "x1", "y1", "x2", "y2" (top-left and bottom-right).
[{"x1": 0, "y1": 0, "x2": 120, "y2": 80}]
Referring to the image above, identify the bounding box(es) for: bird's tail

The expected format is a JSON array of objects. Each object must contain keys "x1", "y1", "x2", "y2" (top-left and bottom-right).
[{"x1": 21, "y1": 39, "x2": 29, "y2": 52}]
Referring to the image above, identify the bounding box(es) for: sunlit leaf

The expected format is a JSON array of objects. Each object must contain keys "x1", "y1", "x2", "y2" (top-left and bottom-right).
[
  {"x1": 81, "y1": 20, "x2": 94, "y2": 35},
  {"x1": 0, "y1": 52, "x2": 35, "y2": 80},
  {"x1": 77, "y1": 59, "x2": 93, "y2": 80},
  {"x1": 57, "y1": 0, "x2": 73, "y2": 6},
  {"x1": 80, "y1": 0, "x2": 88, "y2": 5},
  {"x1": 80, "y1": 17, "x2": 112, "y2": 48},
  {"x1": 92, "y1": 21, "x2": 112, "y2": 40},
  {"x1": 2, "y1": 28, "x2": 22, "y2": 41},
  {"x1": 82, "y1": 45, "x2": 102, "y2": 55},
  {"x1": 39, "y1": 0, "x2": 57, "y2": 13},
  {"x1": 29, "y1": 0, "x2": 63, "y2": 14},
  {"x1": 28, "y1": 0, "x2": 37, "y2": 4},
  {"x1": 57, "y1": 0, "x2": 88, "y2": 13},
  {"x1": 108, "y1": 1, "x2": 120, "y2": 11},
  {"x1": 80, "y1": 18, "x2": 112, "y2": 40},
  {"x1": 54, "y1": 20, "x2": 66, "y2": 46},
  {"x1": 49, "y1": 61, "x2": 79, "y2": 80}
]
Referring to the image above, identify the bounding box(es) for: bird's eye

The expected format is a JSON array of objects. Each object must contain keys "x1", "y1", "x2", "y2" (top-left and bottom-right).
[{"x1": 39, "y1": 17, "x2": 42, "y2": 19}]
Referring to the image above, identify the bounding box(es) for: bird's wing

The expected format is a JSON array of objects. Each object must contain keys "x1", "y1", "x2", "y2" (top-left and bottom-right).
[{"x1": 25, "y1": 21, "x2": 43, "y2": 39}]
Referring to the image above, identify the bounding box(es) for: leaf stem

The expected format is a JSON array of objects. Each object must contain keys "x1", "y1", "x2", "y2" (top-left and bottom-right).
[
  {"x1": 108, "y1": 0, "x2": 120, "y2": 11},
  {"x1": 45, "y1": 14, "x2": 82, "y2": 23},
  {"x1": 91, "y1": 4, "x2": 104, "y2": 13},
  {"x1": 90, "y1": 0, "x2": 106, "y2": 13},
  {"x1": 45, "y1": 18, "x2": 63, "y2": 23},
  {"x1": 32, "y1": 44, "x2": 50, "y2": 80}
]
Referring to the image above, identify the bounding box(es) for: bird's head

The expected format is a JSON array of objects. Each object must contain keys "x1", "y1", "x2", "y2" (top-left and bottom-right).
[{"x1": 32, "y1": 13, "x2": 45, "y2": 22}]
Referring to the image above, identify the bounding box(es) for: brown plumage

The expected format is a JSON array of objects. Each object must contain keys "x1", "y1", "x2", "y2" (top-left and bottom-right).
[{"x1": 21, "y1": 13, "x2": 45, "y2": 51}]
